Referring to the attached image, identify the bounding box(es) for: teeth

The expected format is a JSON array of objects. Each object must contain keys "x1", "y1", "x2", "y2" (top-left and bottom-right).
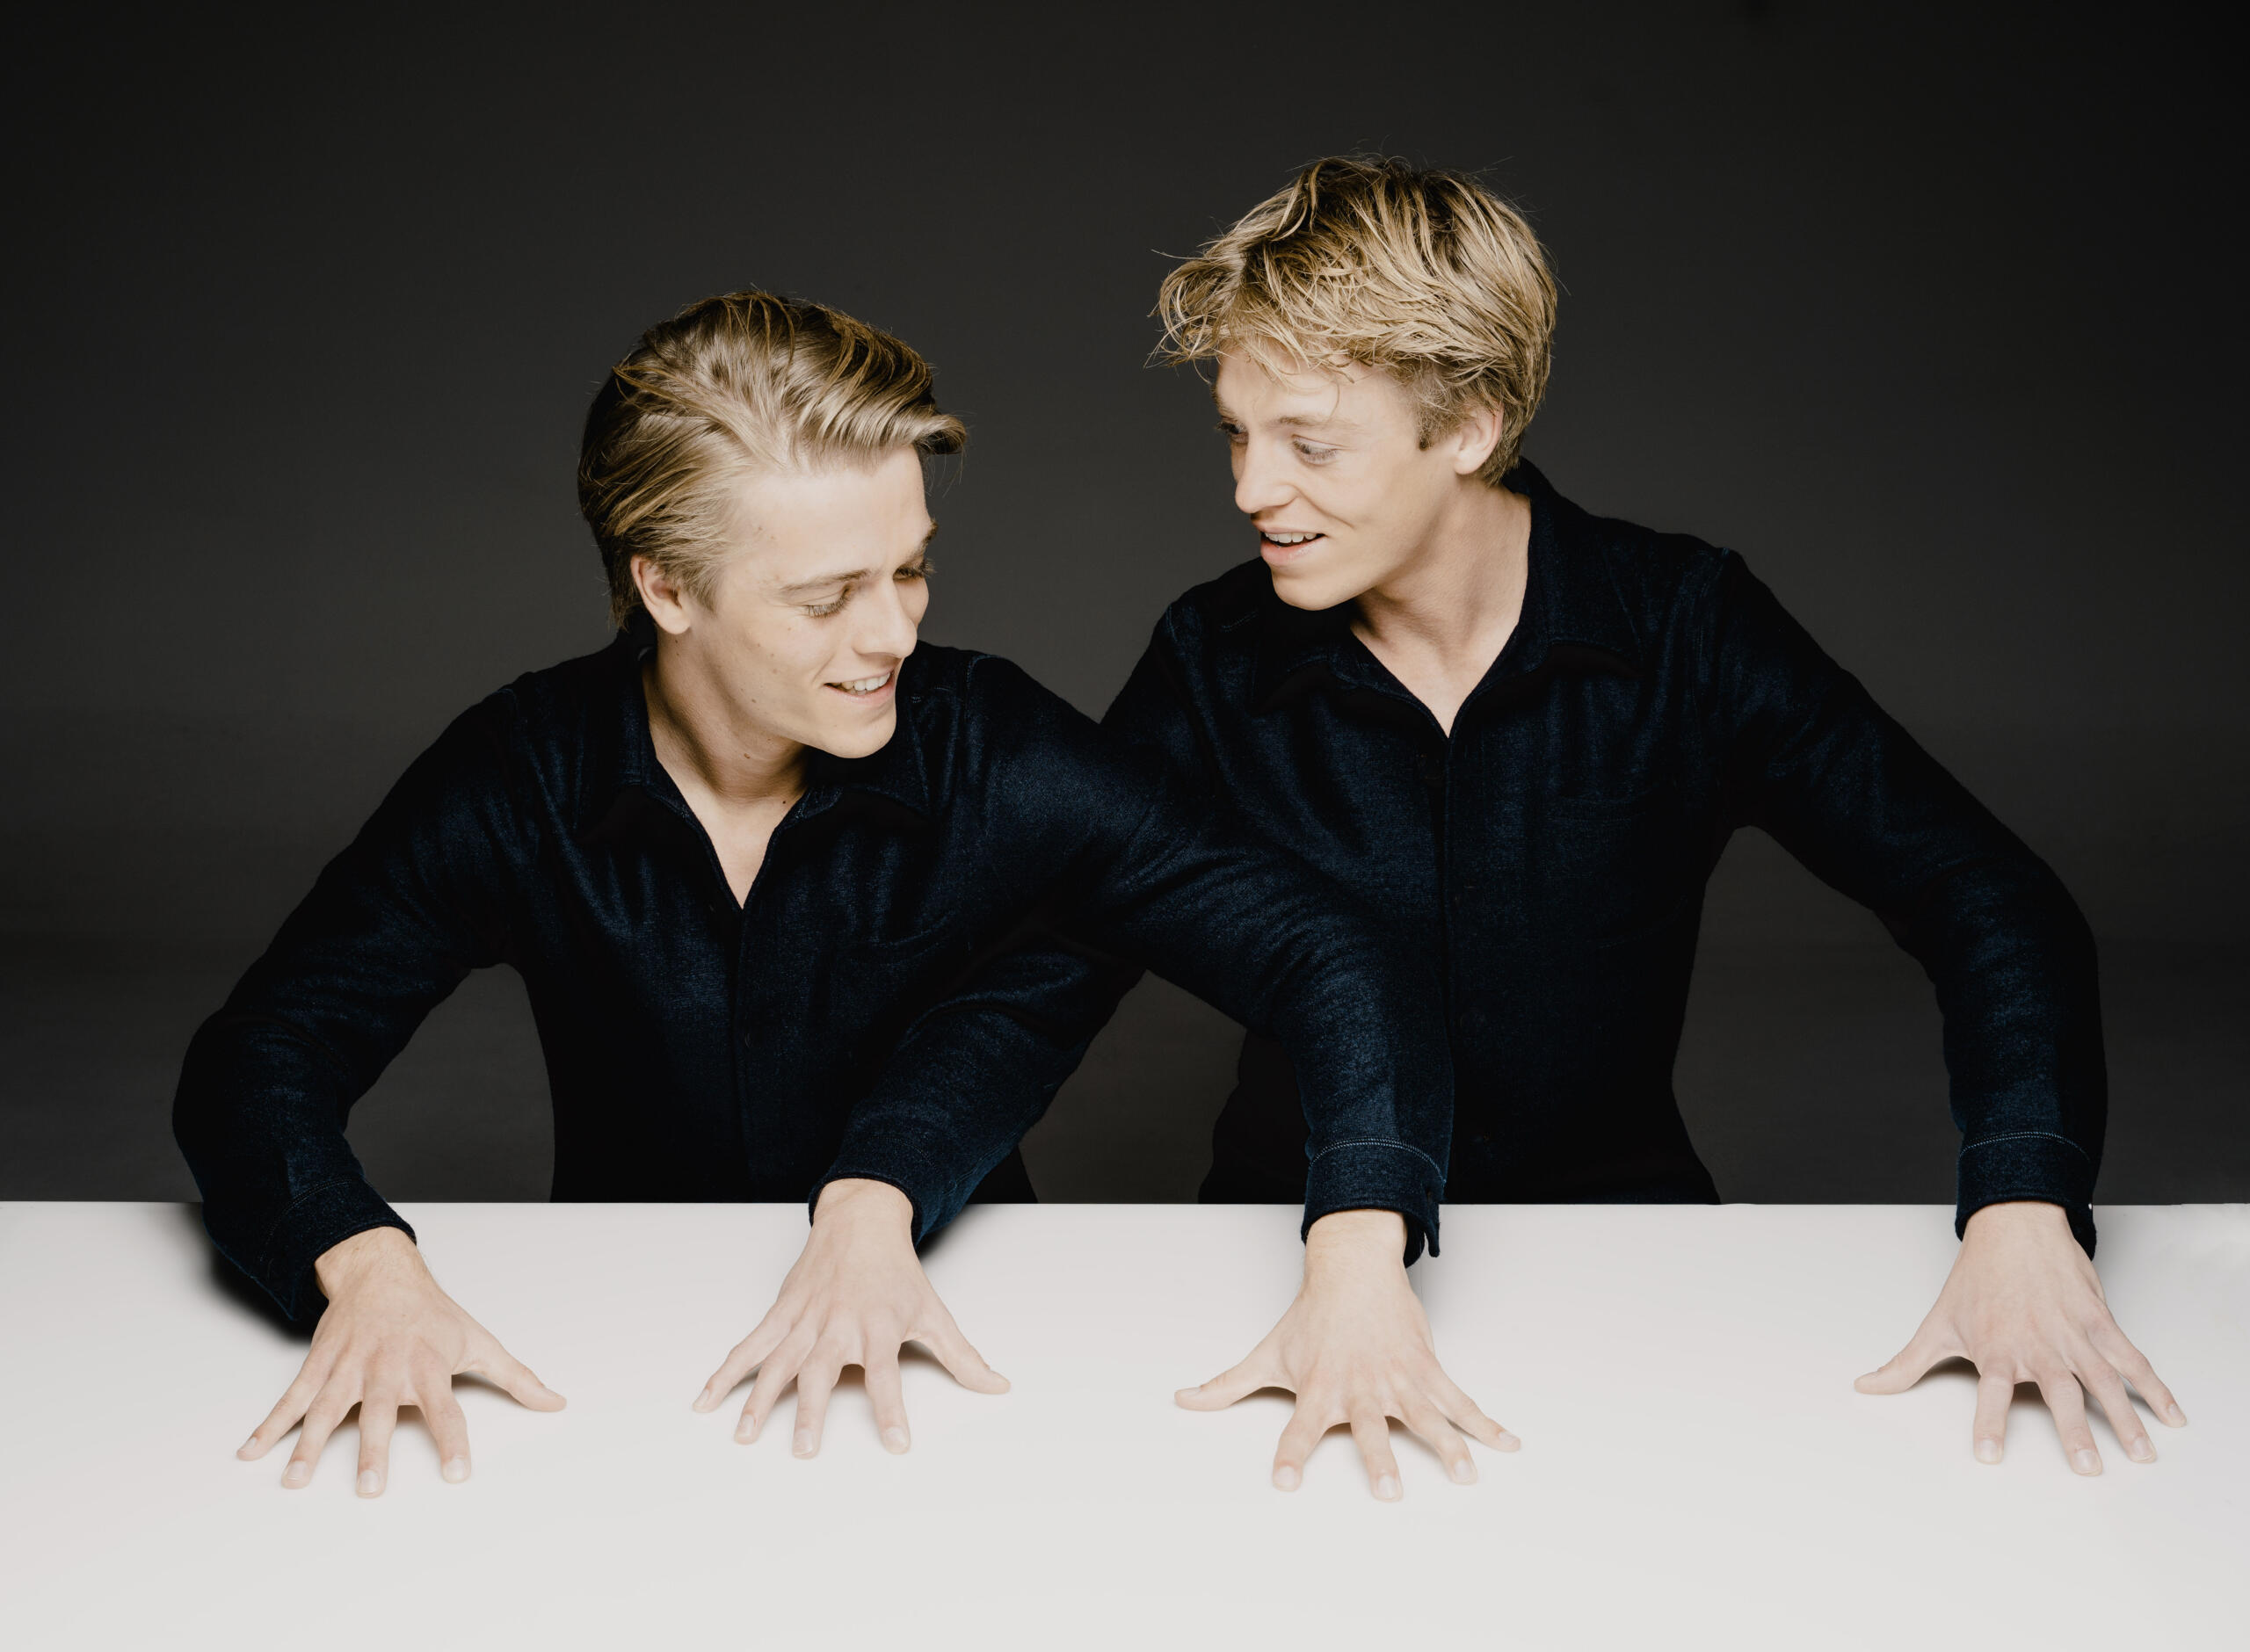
[
  {"x1": 834, "y1": 673, "x2": 891, "y2": 694},
  {"x1": 1265, "y1": 532, "x2": 1319, "y2": 545}
]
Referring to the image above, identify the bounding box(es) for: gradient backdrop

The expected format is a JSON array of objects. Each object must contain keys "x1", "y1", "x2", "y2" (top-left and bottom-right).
[{"x1": 5, "y1": 3, "x2": 2242, "y2": 1210}]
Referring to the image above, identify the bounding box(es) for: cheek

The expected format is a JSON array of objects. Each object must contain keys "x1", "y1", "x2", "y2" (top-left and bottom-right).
[
  {"x1": 902, "y1": 580, "x2": 931, "y2": 627},
  {"x1": 751, "y1": 621, "x2": 828, "y2": 692}
]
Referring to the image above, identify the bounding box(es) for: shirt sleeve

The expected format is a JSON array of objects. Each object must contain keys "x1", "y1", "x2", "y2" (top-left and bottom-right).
[
  {"x1": 171, "y1": 700, "x2": 524, "y2": 1318},
  {"x1": 821, "y1": 643, "x2": 1454, "y2": 1263},
  {"x1": 1702, "y1": 552, "x2": 2106, "y2": 1253}
]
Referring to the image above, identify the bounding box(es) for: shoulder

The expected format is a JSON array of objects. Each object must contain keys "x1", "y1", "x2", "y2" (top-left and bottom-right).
[
  {"x1": 404, "y1": 638, "x2": 632, "y2": 823},
  {"x1": 899, "y1": 642, "x2": 1078, "y2": 727},
  {"x1": 902, "y1": 642, "x2": 1159, "y2": 801},
  {"x1": 1147, "y1": 558, "x2": 1273, "y2": 660},
  {"x1": 1529, "y1": 465, "x2": 1744, "y2": 653}
]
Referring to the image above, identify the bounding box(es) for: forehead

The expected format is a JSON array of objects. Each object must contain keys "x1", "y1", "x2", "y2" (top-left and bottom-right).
[
  {"x1": 732, "y1": 447, "x2": 931, "y2": 557},
  {"x1": 1212, "y1": 350, "x2": 1405, "y2": 426}
]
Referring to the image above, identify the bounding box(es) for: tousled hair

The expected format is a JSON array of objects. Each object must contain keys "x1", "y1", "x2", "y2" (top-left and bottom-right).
[
  {"x1": 1157, "y1": 156, "x2": 1557, "y2": 482},
  {"x1": 579, "y1": 289, "x2": 965, "y2": 626}
]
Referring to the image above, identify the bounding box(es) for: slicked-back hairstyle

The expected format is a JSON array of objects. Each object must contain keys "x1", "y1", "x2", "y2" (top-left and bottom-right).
[
  {"x1": 1157, "y1": 156, "x2": 1557, "y2": 484},
  {"x1": 579, "y1": 289, "x2": 966, "y2": 626}
]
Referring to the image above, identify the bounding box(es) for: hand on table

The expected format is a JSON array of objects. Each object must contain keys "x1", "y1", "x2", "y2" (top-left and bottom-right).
[
  {"x1": 238, "y1": 1226, "x2": 566, "y2": 1495},
  {"x1": 693, "y1": 1177, "x2": 1008, "y2": 1455},
  {"x1": 1177, "y1": 1208, "x2": 1517, "y2": 1498},
  {"x1": 1855, "y1": 1199, "x2": 2186, "y2": 1472}
]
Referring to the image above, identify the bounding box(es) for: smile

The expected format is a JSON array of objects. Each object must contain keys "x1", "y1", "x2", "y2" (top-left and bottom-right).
[
  {"x1": 829, "y1": 670, "x2": 895, "y2": 697},
  {"x1": 1259, "y1": 531, "x2": 1324, "y2": 546}
]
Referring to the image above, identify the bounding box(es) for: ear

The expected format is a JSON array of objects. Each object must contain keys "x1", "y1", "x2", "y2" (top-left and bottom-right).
[
  {"x1": 631, "y1": 554, "x2": 696, "y2": 636},
  {"x1": 1447, "y1": 403, "x2": 1506, "y2": 478}
]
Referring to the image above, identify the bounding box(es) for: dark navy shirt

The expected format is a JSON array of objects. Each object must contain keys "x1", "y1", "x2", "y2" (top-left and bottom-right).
[
  {"x1": 1099, "y1": 462, "x2": 2105, "y2": 1252},
  {"x1": 175, "y1": 630, "x2": 1454, "y2": 1318}
]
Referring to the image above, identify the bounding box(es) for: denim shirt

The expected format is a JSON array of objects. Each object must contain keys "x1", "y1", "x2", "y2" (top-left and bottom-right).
[
  {"x1": 1100, "y1": 462, "x2": 2104, "y2": 1253},
  {"x1": 174, "y1": 629, "x2": 1454, "y2": 1318}
]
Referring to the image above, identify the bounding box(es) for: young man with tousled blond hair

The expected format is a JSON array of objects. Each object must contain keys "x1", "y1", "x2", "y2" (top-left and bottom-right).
[
  {"x1": 1052, "y1": 155, "x2": 2183, "y2": 1488},
  {"x1": 175, "y1": 288, "x2": 1499, "y2": 1498}
]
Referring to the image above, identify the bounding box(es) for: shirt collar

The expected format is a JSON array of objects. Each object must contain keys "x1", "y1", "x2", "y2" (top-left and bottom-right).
[
  {"x1": 1250, "y1": 459, "x2": 1642, "y2": 716},
  {"x1": 577, "y1": 616, "x2": 931, "y2": 851}
]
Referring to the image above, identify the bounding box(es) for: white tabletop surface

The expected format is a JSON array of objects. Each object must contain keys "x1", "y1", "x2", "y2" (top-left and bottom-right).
[{"x1": 1, "y1": 1201, "x2": 2243, "y2": 1649}]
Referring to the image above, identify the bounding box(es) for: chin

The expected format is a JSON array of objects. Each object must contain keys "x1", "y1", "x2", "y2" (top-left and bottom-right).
[
  {"x1": 817, "y1": 706, "x2": 899, "y2": 759},
  {"x1": 1267, "y1": 563, "x2": 1362, "y2": 614}
]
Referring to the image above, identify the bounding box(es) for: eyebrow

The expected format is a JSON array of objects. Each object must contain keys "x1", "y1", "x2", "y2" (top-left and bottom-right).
[
  {"x1": 773, "y1": 524, "x2": 938, "y2": 598},
  {"x1": 1210, "y1": 392, "x2": 1366, "y2": 437}
]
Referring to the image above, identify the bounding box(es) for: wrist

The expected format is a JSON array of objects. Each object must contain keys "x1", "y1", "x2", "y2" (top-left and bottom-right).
[
  {"x1": 813, "y1": 1177, "x2": 915, "y2": 1235},
  {"x1": 312, "y1": 1224, "x2": 420, "y2": 1299},
  {"x1": 1963, "y1": 1199, "x2": 2071, "y2": 1241},
  {"x1": 1304, "y1": 1208, "x2": 1409, "y2": 1278}
]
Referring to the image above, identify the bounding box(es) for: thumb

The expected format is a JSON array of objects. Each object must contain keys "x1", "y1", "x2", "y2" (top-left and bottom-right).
[
  {"x1": 918, "y1": 1318, "x2": 1011, "y2": 1395},
  {"x1": 1176, "y1": 1351, "x2": 1275, "y2": 1411},
  {"x1": 1855, "y1": 1329, "x2": 1948, "y2": 1395},
  {"x1": 464, "y1": 1336, "x2": 568, "y2": 1411}
]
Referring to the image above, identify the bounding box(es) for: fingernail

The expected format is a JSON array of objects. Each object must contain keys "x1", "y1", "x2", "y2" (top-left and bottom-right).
[
  {"x1": 282, "y1": 1462, "x2": 310, "y2": 1488},
  {"x1": 2071, "y1": 1449, "x2": 2101, "y2": 1476},
  {"x1": 1375, "y1": 1474, "x2": 1401, "y2": 1501},
  {"x1": 693, "y1": 1389, "x2": 713, "y2": 1412},
  {"x1": 1494, "y1": 1431, "x2": 1522, "y2": 1452},
  {"x1": 1272, "y1": 1464, "x2": 1302, "y2": 1491},
  {"x1": 2128, "y1": 1438, "x2": 2157, "y2": 1463},
  {"x1": 1975, "y1": 1438, "x2": 2002, "y2": 1464},
  {"x1": 356, "y1": 1469, "x2": 381, "y2": 1497},
  {"x1": 793, "y1": 1431, "x2": 814, "y2": 1457},
  {"x1": 882, "y1": 1427, "x2": 910, "y2": 1454},
  {"x1": 443, "y1": 1457, "x2": 470, "y2": 1483},
  {"x1": 237, "y1": 1436, "x2": 260, "y2": 1457},
  {"x1": 1449, "y1": 1458, "x2": 1477, "y2": 1484},
  {"x1": 2166, "y1": 1402, "x2": 2188, "y2": 1425}
]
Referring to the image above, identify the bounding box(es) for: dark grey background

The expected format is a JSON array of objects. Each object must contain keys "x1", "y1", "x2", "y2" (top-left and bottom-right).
[{"x1": 4, "y1": 3, "x2": 2242, "y2": 1207}]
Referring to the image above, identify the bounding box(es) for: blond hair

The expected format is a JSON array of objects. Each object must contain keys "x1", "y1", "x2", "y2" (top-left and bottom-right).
[
  {"x1": 579, "y1": 289, "x2": 966, "y2": 626},
  {"x1": 1157, "y1": 156, "x2": 1557, "y2": 483}
]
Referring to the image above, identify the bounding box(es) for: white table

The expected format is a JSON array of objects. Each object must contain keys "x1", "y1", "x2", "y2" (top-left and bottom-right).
[{"x1": 2, "y1": 1203, "x2": 2242, "y2": 1649}]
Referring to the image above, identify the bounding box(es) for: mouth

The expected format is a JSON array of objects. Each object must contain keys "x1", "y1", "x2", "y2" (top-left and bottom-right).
[
  {"x1": 826, "y1": 669, "x2": 896, "y2": 700},
  {"x1": 1259, "y1": 528, "x2": 1326, "y2": 565}
]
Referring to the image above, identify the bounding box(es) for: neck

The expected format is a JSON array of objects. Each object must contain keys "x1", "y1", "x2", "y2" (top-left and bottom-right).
[
  {"x1": 1349, "y1": 482, "x2": 1533, "y2": 735},
  {"x1": 1354, "y1": 482, "x2": 1532, "y2": 663},
  {"x1": 642, "y1": 645, "x2": 807, "y2": 812}
]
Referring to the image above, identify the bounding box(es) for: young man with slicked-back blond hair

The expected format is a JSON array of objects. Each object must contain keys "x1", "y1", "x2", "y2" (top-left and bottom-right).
[
  {"x1": 175, "y1": 287, "x2": 1491, "y2": 1498},
  {"x1": 1053, "y1": 156, "x2": 2184, "y2": 1487}
]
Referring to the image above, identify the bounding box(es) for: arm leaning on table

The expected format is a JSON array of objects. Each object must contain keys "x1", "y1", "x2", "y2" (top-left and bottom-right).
[
  {"x1": 718, "y1": 655, "x2": 1510, "y2": 1498},
  {"x1": 1697, "y1": 550, "x2": 2186, "y2": 1470},
  {"x1": 172, "y1": 699, "x2": 564, "y2": 1495}
]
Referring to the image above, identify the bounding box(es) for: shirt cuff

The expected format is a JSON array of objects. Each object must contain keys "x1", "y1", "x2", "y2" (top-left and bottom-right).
[
  {"x1": 1302, "y1": 1140, "x2": 1446, "y2": 1264},
  {"x1": 254, "y1": 1177, "x2": 417, "y2": 1322},
  {"x1": 1956, "y1": 1132, "x2": 2097, "y2": 1256}
]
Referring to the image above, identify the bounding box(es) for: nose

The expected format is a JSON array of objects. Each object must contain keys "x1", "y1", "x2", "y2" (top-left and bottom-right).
[
  {"x1": 852, "y1": 573, "x2": 920, "y2": 662},
  {"x1": 1233, "y1": 437, "x2": 1293, "y2": 519}
]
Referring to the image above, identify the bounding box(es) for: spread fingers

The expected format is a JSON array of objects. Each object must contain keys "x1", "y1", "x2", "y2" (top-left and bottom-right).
[
  {"x1": 1349, "y1": 1407, "x2": 1403, "y2": 1501},
  {"x1": 355, "y1": 1390, "x2": 398, "y2": 1497}
]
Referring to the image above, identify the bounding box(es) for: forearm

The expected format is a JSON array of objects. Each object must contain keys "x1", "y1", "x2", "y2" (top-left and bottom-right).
[
  {"x1": 1080, "y1": 844, "x2": 1452, "y2": 1258},
  {"x1": 821, "y1": 939, "x2": 1138, "y2": 1241},
  {"x1": 1712, "y1": 557, "x2": 2106, "y2": 1253},
  {"x1": 175, "y1": 1014, "x2": 414, "y2": 1319},
  {"x1": 1914, "y1": 858, "x2": 2106, "y2": 1252}
]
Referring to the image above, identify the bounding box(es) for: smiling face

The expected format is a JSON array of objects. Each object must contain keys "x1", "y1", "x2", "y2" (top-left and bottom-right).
[
  {"x1": 635, "y1": 445, "x2": 933, "y2": 760},
  {"x1": 1214, "y1": 350, "x2": 1502, "y2": 612}
]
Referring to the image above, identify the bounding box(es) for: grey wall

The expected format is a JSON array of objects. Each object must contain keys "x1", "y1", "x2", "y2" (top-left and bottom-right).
[{"x1": 4, "y1": 2, "x2": 2243, "y2": 1205}]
